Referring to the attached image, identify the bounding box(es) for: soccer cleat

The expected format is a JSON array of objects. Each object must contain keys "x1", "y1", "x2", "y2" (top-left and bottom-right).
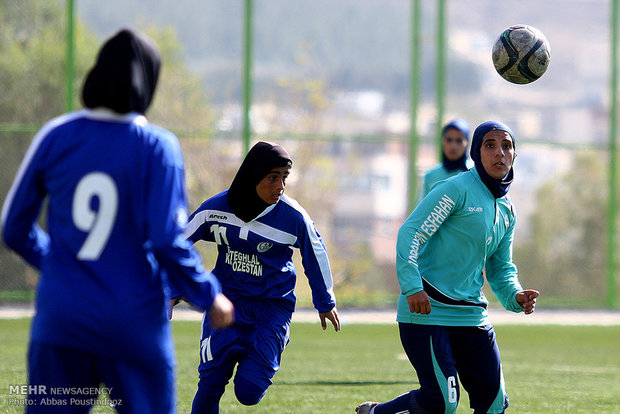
[{"x1": 356, "y1": 401, "x2": 379, "y2": 414}]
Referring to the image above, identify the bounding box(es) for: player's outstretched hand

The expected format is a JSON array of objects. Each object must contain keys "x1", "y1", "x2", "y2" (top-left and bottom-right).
[
  {"x1": 209, "y1": 293, "x2": 235, "y2": 328},
  {"x1": 516, "y1": 289, "x2": 540, "y2": 315},
  {"x1": 407, "y1": 290, "x2": 431, "y2": 315},
  {"x1": 319, "y1": 306, "x2": 341, "y2": 332}
]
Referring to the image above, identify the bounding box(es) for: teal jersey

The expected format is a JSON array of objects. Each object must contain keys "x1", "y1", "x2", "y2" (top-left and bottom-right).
[
  {"x1": 397, "y1": 168, "x2": 523, "y2": 326},
  {"x1": 416, "y1": 160, "x2": 475, "y2": 205}
]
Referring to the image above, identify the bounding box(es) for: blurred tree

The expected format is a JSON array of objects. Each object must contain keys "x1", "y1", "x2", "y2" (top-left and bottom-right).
[
  {"x1": 144, "y1": 23, "x2": 216, "y2": 134},
  {"x1": 0, "y1": 0, "x2": 98, "y2": 124},
  {"x1": 142, "y1": 23, "x2": 225, "y2": 215},
  {"x1": 514, "y1": 152, "x2": 611, "y2": 304},
  {"x1": 0, "y1": 4, "x2": 217, "y2": 299},
  {"x1": 261, "y1": 47, "x2": 392, "y2": 306},
  {"x1": 0, "y1": 0, "x2": 97, "y2": 296}
]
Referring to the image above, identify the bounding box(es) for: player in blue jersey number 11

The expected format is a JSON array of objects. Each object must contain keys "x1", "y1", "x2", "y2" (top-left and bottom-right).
[{"x1": 170, "y1": 141, "x2": 340, "y2": 414}]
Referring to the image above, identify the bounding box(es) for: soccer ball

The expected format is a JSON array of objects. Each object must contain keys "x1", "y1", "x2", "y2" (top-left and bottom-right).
[{"x1": 492, "y1": 25, "x2": 551, "y2": 84}]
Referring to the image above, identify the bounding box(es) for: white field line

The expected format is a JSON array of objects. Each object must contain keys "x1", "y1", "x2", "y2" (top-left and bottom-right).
[{"x1": 2, "y1": 305, "x2": 619, "y2": 326}]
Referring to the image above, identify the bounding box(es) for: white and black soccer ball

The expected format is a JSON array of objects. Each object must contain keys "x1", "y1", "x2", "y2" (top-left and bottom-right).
[{"x1": 492, "y1": 25, "x2": 551, "y2": 84}]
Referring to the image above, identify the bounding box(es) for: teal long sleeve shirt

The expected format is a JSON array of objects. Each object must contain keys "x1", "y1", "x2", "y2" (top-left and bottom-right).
[
  {"x1": 415, "y1": 160, "x2": 475, "y2": 206},
  {"x1": 397, "y1": 168, "x2": 524, "y2": 326}
]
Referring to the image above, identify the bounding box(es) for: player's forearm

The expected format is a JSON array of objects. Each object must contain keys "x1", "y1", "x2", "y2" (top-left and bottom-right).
[
  {"x1": 487, "y1": 267, "x2": 523, "y2": 313},
  {"x1": 305, "y1": 271, "x2": 336, "y2": 313},
  {"x1": 311, "y1": 291, "x2": 336, "y2": 314},
  {"x1": 155, "y1": 240, "x2": 222, "y2": 310},
  {"x1": 395, "y1": 234, "x2": 424, "y2": 295},
  {"x1": 2, "y1": 222, "x2": 48, "y2": 270}
]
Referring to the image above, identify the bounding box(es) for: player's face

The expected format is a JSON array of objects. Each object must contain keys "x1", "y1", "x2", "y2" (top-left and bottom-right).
[
  {"x1": 480, "y1": 130, "x2": 515, "y2": 180},
  {"x1": 256, "y1": 165, "x2": 291, "y2": 204},
  {"x1": 442, "y1": 130, "x2": 468, "y2": 161}
]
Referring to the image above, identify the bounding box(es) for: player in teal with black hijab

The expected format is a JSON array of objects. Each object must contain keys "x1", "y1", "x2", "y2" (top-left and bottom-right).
[{"x1": 357, "y1": 121, "x2": 540, "y2": 414}]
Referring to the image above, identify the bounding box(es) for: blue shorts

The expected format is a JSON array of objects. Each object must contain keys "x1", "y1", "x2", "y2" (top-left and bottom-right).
[
  {"x1": 196, "y1": 298, "x2": 291, "y2": 392},
  {"x1": 25, "y1": 340, "x2": 175, "y2": 414},
  {"x1": 399, "y1": 323, "x2": 508, "y2": 414}
]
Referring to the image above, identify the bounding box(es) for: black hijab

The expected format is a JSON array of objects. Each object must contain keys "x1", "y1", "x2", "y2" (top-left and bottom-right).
[
  {"x1": 81, "y1": 28, "x2": 160, "y2": 114},
  {"x1": 470, "y1": 121, "x2": 515, "y2": 199},
  {"x1": 228, "y1": 142, "x2": 292, "y2": 222},
  {"x1": 441, "y1": 118, "x2": 471, "y2": 172}
]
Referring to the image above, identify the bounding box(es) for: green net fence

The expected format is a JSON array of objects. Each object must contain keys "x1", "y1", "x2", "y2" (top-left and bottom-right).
[{"x1": 0, "y1": 0, "x2": 618, "y2": 308}]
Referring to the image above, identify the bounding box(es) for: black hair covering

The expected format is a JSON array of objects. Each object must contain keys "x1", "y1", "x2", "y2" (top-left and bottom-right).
[
  {"x1": 470, "y1": 121, "x2": 515, "y2": 199},
  {"x1": 81, "y1": 29, "x2": 160, "y2": 114},
  {"x1": 441, "y1": 118, "x2": 470, "y2": 172},
  {"x1": 228, "y1": 141, "x2": 292, "y2": 222}
]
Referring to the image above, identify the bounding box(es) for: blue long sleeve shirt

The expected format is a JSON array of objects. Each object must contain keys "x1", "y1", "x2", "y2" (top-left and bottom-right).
[
  {"x1": 1, "y1": 109, "x2": 221, "y2": 359},
  {"x1": 182, "y1": 190, "x2": 336, "y2": 314},
  {"x1": 416, "y1": 159, "x2": 475, "y2": 205}
]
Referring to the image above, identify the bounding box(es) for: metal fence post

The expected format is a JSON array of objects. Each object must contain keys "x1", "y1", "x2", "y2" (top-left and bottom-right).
[
  {"x1": 65, "y1": 0, "x2": 75, "y2": 112},
  {"x1": 242, "y1": 0, "x2": 253, "y2": 155},
  {"x1": 608, "y1": 0, "x2": 618, "y2": 308},
  {"x1": 408, "y1": 0, "x2": 421, "y2": 213},
  {"x1": 436, "y1": 0, "x2": 446, "y2": 159}
]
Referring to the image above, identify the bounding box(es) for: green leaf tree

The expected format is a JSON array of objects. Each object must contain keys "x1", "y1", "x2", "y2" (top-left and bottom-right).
[
  {"x1": 515, "y1": 151, "x2": 611, "y2": 305},
  {"x1": 0, "y1": 3, "x2": 217, "y2": 299}
]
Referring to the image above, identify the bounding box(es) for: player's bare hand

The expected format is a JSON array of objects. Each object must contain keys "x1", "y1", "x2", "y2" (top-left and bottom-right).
[
  {"x1": 516, "y1": 289, "x2": 540, "y2": 314},
  {"x1": 319, "y1": 307, "x2": 341, "y2": 332},
  {"x1": 407, "y1": 290, "x2": 431, "y2": 315},
  {"x1": 209, "y1": 293, "x2": 235, "y2": 328}
]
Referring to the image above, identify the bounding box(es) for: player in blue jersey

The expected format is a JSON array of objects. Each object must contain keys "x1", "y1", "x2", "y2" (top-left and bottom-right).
[
  {"x1": 1, "y1": 29, "x2": 233, "y2": 414},
  {"x1": 356, "y1": 121, "x2": 539, "y2": 414},
  {"x1": 416, "y1": 118, "x2": 474, "y2": 205},
  {"x1": 171, "y1": 141, "x2": 340, "y2": 413}
]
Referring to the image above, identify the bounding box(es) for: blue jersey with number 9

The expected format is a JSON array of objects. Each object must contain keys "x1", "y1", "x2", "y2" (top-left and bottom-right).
[{"x1": 1, "y1": 109, "x2": 220, "y2": 360}]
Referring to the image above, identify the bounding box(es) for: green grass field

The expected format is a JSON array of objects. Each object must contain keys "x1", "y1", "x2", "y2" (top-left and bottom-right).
[{"x1": 1, "y1": 318, "x2": 619, "y2": 413}]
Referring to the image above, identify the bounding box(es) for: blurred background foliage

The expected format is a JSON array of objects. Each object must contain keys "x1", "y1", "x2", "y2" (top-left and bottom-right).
[{"x1": 0, "y1": 0, "x2": 618, "y2": 309}]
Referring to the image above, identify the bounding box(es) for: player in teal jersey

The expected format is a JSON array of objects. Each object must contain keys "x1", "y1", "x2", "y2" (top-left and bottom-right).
[
  {"x1": 357, "y1": 121, "x2": 539, "y2": 414},
  {"x1": 416, "y1": 118, "x2": 474, "y2": 205}
]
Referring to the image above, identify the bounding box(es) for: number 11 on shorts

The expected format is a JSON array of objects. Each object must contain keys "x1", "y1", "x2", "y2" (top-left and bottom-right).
[{"x1": 200, "y1": 336, "x2": 213, "y2": 363}]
